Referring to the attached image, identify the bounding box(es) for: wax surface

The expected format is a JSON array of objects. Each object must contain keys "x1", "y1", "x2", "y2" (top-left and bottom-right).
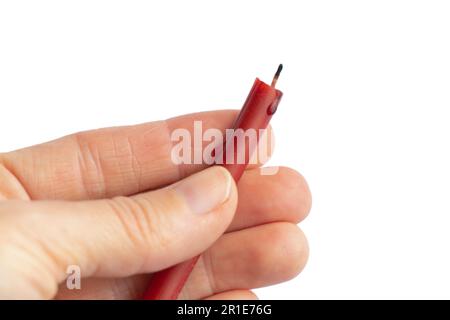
[{"x1": 143, "y1": 78, "x2": 283, "y2": 300}]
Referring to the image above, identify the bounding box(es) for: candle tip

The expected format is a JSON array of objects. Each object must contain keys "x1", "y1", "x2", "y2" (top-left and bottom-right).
[{"x1": 271, "y1": 64, "x2": 283, "y2": 87}]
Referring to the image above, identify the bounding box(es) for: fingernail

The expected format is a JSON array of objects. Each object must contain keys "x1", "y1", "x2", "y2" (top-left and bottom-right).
[{"x1": 173, "y1": 166, "x2": 232, "y2": 214}]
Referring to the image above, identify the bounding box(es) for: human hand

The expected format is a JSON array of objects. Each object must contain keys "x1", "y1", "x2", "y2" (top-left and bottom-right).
[{"x1": 0, "y1": 110, "x2": 311, "y2": 299}]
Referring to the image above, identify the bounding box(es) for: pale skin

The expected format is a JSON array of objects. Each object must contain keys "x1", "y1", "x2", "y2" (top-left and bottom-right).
[{"x1": 0, "y1": 110, "x2": 311, "y2": 299}]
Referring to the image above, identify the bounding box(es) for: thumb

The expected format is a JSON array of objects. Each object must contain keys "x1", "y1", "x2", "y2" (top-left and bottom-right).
[{"x1": 0, "y1": 166, "x2": 237, "y2": 299}]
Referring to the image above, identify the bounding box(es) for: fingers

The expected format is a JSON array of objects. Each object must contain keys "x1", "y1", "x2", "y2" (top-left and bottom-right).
[
  {"x1": 0, "y1": 110, "x2": 273, "y2": 200},
  {"x1": 53, "y1": 167, "x2": 311, "y2": 300},
  {"x1": 55, "y1": 222, "x2": 308, "y2": 300},
  {"x1": 204, "y1": 290, "x2": 258, "y2": 300},
  {"x1": 55, "y1": 279, "x2": 258, "y2": 300},
  {"x1": 228, "y1": 166, "x2": 311, "y2": 232},
  {"x1": 55, "y1": 275, "x2": 152, "y2": 300},
  {"x1": 179, "y1": 222, "x2": 309, "y2": 300},
  {"x1": 2, "y1": 163, "x2": 312, "y2": 234},
  {"x1": 0, "y1": 167, "x2": 237, "y2": 299}
]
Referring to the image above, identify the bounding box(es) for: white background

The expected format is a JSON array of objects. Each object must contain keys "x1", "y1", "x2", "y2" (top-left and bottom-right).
[{"x1": 1, "y1": 1, "x2": 450, "y2": 299}]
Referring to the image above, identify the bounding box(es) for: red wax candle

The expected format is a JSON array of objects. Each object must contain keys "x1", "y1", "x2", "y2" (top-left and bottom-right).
[
  {"x1": 221, "y1": 77, "x2": 283, "y2": 181},
  {"x1": 143, "y1": 67, "x2": 283, "y2": 300}
]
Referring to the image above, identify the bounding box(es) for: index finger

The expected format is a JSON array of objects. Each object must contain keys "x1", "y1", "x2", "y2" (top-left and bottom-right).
[{"x1": 0, "y1": 110, "x2": 274, "y2": 200}]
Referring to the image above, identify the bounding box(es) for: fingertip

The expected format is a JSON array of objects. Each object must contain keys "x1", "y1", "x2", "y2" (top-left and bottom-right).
[
  {"x1": 267, "y1": 223, "x2": 309, "y2": 282},
  {"x1": 274, "y1": 167, "x2": 312, "y2": 222},
  {"x1": 204, "y1": 289, "x2": 259, "y2": 300}
]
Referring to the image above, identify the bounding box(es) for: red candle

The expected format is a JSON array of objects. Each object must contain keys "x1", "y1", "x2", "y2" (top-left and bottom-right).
[
  {"x1": 220, "y1": 76, "x2": 283, "y2": 181},
  {"x1": 143, "y1": 66, "x2": 283, "y2": 300}
]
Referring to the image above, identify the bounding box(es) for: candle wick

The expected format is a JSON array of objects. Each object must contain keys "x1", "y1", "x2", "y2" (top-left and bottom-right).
[{"x1": 271, "y1": 64, "x2": 283, "y2": 87}]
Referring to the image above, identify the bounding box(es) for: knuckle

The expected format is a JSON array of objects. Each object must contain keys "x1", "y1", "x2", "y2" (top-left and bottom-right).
[
  {"x1": 107, "y1": 194, "x2": 173, "y2": 255},
  {"x1": 72, "y1": 132, "x2": 107, "y2": 199}
]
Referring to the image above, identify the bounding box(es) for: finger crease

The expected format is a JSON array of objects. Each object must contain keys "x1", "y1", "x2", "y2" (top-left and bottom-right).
[
  {"x1": 73, "y1": 134, "x2": 106, "y2": 199},
  {"x1": 0, "y1": 160, "x2": 32, "y2": 200},
  {"x1": 203, "y1": 250, "x2": 218, "y2": 296}
]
